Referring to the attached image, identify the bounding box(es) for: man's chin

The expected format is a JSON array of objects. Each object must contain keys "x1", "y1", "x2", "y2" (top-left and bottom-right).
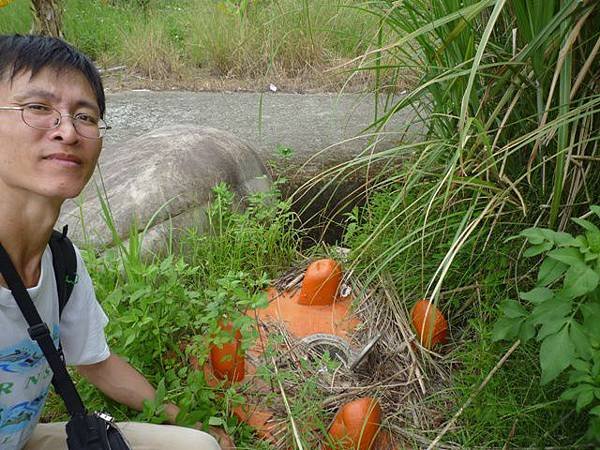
[{"x1": 47, "y1": 186, "x2": 87, "y2": 203}]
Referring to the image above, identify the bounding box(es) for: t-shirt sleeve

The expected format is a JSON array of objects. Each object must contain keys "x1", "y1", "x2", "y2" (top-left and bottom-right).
[{"x1": 59, "y1": 246, "x2": 111, "y2": 366}]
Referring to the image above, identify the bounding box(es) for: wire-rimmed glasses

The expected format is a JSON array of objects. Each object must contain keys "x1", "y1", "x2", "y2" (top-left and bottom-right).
[{"x1": 0, "y1": 103, "x2": 110, "y2": 139}]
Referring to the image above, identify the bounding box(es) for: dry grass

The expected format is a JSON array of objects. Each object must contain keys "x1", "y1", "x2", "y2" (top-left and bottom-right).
[{"x1": 117, "y1": 16, "x2": 186, "y2": 81}]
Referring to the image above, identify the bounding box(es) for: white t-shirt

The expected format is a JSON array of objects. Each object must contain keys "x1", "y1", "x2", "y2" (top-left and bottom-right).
[{"x1": 0, "y1": 244, "x2": 110, "y2": 450}]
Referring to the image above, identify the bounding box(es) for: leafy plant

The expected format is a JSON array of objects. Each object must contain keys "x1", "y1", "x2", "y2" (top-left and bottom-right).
[
  {"x1": 192, "y1": 270, "x2": 269, "y2": 367},
  {"x1": 41, "y1": 178, "x2": 299, "y2": 449},
  {"x1": 184, "y1": 181, "x2": 298, "y2": 285},
  {"x1": 493, "y1": 205, "x2": 600, "y2": 440}
]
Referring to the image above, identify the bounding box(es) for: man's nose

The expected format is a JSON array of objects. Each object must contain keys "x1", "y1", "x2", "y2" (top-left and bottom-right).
[{"x1": 52, "y1": 114, "x2": 79, "y2": 142}]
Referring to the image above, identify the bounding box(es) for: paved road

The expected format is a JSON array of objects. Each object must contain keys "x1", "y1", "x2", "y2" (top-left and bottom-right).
[{"x1": 102, "y1": 90, "x2": 423, "y2": 178}]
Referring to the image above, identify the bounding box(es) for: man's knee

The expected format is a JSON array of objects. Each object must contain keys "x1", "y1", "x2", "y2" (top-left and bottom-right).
[
  {"x1": 116, "y1": 422, "x2": 221, "y2": 450},
  {"x1": 178, "y1": 429, "x2": 221, "y2": 450}
]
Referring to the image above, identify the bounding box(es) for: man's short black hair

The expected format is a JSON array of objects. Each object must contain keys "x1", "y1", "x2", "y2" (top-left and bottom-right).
[{"x1": 0, "y1": 34, "x2": 105, "y2": 117}]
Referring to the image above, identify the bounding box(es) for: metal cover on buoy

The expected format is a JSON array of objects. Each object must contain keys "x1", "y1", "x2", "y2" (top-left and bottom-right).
[{"x1": 300, "y1": 333, "x2": 352, "y2": 367}]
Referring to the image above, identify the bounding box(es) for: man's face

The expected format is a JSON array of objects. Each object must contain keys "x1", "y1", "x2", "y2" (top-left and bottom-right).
[{"x1": 0, "y1": 67, "x2": 102, "y2": 201}]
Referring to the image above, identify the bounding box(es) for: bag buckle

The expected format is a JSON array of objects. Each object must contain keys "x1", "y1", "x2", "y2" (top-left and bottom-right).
[
  {"x1": 95, "y1": 411, "x2": 115, "y2": 423},
  {"x1": 28, "y1": 323, "x2": 51, "y2": 341}
]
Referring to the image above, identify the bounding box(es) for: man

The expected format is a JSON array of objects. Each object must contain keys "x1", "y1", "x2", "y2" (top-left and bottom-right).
[{"x1": 0, "y1": 35, "x2": 231, "y2": 449}]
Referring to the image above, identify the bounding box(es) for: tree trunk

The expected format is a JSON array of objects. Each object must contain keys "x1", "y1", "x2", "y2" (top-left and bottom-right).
[{"x1": 30, "y1": 0, "x2": 64, "y2": 38}]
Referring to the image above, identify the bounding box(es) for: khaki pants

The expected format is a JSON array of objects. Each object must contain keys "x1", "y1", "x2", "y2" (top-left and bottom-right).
[{"x1": 24, "y1": 421, "x2": 221, "y2": 450}]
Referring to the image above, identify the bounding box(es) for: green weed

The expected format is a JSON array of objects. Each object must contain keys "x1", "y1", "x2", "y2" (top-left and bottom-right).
[
  {"x1": 440, "y1": 320, "x2": 588, "y2": 447},
  {"x1": 494, "y1": 206, "x2": 600, "y2": 441},
  {"x1": 0, "y1": 0, "x2": 30, "y2": 33}
]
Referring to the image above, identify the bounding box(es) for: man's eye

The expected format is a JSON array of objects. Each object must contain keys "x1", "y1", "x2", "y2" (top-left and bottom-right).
[
  {"x1": 74, "y1": 113, "x2": 99, "y2": 125},
  {"x1": 25, "y1": 104, "x2": 52, "y2": 113}
]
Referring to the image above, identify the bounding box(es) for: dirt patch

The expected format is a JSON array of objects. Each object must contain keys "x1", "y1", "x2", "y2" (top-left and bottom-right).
[{"x1": 101, "y1": 63, "x2": 414, "y2": 95}]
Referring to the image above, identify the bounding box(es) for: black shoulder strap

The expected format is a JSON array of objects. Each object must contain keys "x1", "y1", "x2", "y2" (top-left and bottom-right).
[
  {"x1": 0, "y1": 241, "x2": 86, "y2": 417},
  {"x1": 49, "y1": 226, "x2": 78, "y2": 318}
]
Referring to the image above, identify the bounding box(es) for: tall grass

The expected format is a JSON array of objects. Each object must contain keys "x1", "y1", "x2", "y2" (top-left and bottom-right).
[
  {"x1": 334, "y1": 0, "x2": 599, "y2": 445},
  {"x1": 182, "y1": 0, "x2": 376, "y2": 78},
  {"x1": 0, "y1": 0, "x2": 378, "y2": 82},
  {"x1": 343, "y1": 0, "x2": 599, "y2": 304}
]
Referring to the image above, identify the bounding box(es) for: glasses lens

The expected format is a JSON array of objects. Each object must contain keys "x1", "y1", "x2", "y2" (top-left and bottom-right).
[
  {"x1": 22, "y1": 105, "x2": 60, "y2": 129},
  {"x1": 74, "y1": 117, "x2": 106, "y2": 139}
]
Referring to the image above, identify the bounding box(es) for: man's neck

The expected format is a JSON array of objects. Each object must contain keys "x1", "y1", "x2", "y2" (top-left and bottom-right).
[{"x1": 0, "y1": 188, "x2": 63, "y2": 288}]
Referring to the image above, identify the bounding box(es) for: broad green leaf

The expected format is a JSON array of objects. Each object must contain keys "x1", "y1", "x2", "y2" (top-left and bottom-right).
[
  {"x1": 576, "y1": 389, "x2": 595, "y2": 412},
  {"x1": 519, "y1": 287, "x2": 554, "y2": 304},
  {"x1": 562, "y1": 265, "x2": 599, "y2": 298},
  {"x1": 518, "y1": 321, "x2": 536, "y2": 343},
  {"x1": 590, "y1": 405, "x2": 600, "y2": 417},
  {"x1": 531, "y1": 298, "x2": 571, "y2": 326},
  {"x1": 523, "y1": 241, "x2": 554, "y2": 257},
  {"x1": 540, "y1": 328, "x2": 576, "y2": 384},
  {"x1": 124, "y1": 332, "x2": 137, "y2": 348},
  {"x1": 492, "y1": 317, "x2": 523, "y2": 341},
  {"x1": 575, "y1": 235, "x2": 588, "y2": 249},
  {"x1": 551, "y1": 231, "x2": 578, "y2": 246},
  {"x1": 537, "y1": 258, "x2": 568, "y2": 286},
  {"x1": 570, "y1": 321, "x2": 592, "y2": 360},
  {"x1": 590, "y1": 206, "x2": 600, "y2": 219},
  {"x1": 581, "y1": 303, "x2": 600, "y2": 320},
  {"x1": 587, "y1": 231, "x2": 600, "y2": 253},
  {"x1": 568, "y1": 371, "x2": 594, "y2": 385},
  {"x1": 562, "y1": 384, "x2": 592, "y2": 400},
  {"x1": 547, "y1": 247, "x2": 584, "y2": 267},
  {"x1": 537, "y1": 318, "x2": 569, "y2": 341},
  {"x1": 572, "y1": 217, "x2": 600, "y2": 234},
  {"x1": 582, "y1": 304, "x2": 600, "y2": 346},
  {"x1": 519, "y1": 228, "x2": 547, "y2": 245},
  {"x1": 571, "y1": 359, "x2": 590, "y2": 373},
  {"x1": 501, "y1": 299, "x2": 527, "y2": 318}
]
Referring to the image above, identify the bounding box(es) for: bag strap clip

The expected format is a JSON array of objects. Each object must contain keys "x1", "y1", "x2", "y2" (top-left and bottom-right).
[{"x1": 28, "y1": 322, "x2": 51, "y2": 341}]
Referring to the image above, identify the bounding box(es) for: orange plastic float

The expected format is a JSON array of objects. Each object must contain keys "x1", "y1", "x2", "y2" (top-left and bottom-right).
[
  {"x1": 298, "y1": 259, "x2": 343, "y2": 305},
  {"x1": 209, "y1": 321, "x2": 245, "y2": 382},
  {"x1": 253, "y1": 258, "x2": 358, "y2": 341},
  {"x1": 411, "y1": 299, "x2": 448, "y2": 349},
  {"x1": 324, "y1": 397, "x2": 382, "y2": 450}
]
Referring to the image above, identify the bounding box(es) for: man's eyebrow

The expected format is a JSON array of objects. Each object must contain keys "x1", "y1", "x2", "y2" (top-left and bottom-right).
[
  {"x1": 13, "y1": 88, "x2": 58, "y2": 102},
  {"x1": 13, "y1": 89, "x2": 99, "y2": 114}
]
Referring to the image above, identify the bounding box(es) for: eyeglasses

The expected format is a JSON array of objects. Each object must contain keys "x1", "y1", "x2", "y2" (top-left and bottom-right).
[{"x1": 0, "y1": 103, "x2": 110, "y2": 139}]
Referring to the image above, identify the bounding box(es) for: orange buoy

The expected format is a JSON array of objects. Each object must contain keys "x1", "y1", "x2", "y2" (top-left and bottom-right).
[
  {"x1": 298, "y1": 259, "x2": 343, "y2": 306},
  {"x1": 411, "y1": 299, "x2": 448, "y2": 349},
  {"x1": 209, "y1": 321, "x2": 245, "y2": 382},
  {"x1": 325, "y1": 397, "x2": 382, "y2": 450}
]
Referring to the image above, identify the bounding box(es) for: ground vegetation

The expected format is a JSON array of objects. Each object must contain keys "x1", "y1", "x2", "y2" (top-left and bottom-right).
[{"x1": 331, "y1": 0, "x2": 599, "y2": 446}]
